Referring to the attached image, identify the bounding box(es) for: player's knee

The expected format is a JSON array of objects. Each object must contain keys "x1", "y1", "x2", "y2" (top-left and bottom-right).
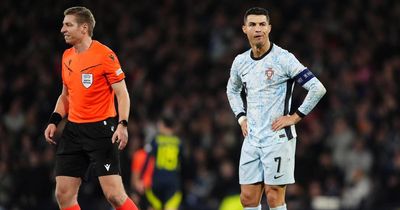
[
  {"x1": 265, "y1": 187, "x2": 284, "y2": 207},
  {"x1": 105, "y1": 191, "x2": 127, "y2": 207},
  {"x1": 240, "y1": 191, "x2": 259, "y2": 207},
  {"x1": 55, "y1": 186, "x2": 77, "y2": 205}
]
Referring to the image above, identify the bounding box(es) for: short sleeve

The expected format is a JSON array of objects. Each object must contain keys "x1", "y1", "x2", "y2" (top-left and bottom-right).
[
  {"x1": 61, "y1": 51, "x2": 68, "y2": 85},
  {"x1": 103, "y1": 51, "x2": 125, "y2": 84}
]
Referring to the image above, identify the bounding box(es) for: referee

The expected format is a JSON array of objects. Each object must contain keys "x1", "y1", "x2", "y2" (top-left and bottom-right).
[{"x1": 44, "y1": 6, "x2": 138, "y2": 210}]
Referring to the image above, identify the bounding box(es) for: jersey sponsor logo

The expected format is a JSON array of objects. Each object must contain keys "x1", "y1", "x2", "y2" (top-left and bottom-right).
[
  {"x1": 265, "y1": 67, "x2": 274, "y2": 80},
  {"x1": 104, "y1": 164, "x2": 111, "y2": 171},
  {"x1": 82, "y1": 73, "x2": 93, "y2": 88},
  {"x1": 273, "y1": 174, "x2": 284, "y2": 179}
]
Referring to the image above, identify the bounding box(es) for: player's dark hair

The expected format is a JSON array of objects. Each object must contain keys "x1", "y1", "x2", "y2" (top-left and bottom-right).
[
  {"x1": 160, "y1": 115, "x2": 175, "y2": 128},
  {"x1": 244, "y1": 7, "x2": 270, "y2": 24},
  {"x1": 64, "y1": 6, "x2": 96, "y2": 37}
]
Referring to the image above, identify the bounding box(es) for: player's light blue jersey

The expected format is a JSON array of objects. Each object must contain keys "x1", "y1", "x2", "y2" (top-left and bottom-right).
[{"x1": 227, "y1": 43, "x2": 326, "y2": 147}]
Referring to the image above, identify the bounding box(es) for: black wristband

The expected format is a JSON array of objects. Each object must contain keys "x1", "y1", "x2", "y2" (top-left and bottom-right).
[
  {"x1": 295, "y1": 110, "x2": 306, "y2": 118},
  {"x1": 48, "y1": 112, "x2": 62, "y2": 126},
  {"x1": 236, "y1": 112, "x2": 246, "y2": 120}
]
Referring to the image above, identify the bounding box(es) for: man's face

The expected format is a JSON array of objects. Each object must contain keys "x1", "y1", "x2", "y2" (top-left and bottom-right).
[
  {"x1": 60, "y1": 15, "x2": 87, "y2": 45},
  {"x1": 242, "y1": 15, "x2": 271, "y2": 48}
]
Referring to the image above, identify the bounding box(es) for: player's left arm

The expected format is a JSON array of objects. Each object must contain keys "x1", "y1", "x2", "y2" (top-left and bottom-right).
[
  {"x1": 273, "y1": 69, "x2": 326, "y2": 131},
  {"x1": 272, "y1": 52, "x2": 326, "y2": 131},
  {"x1": 111, "y1": 80, "x2": 130, "y2": 150}
]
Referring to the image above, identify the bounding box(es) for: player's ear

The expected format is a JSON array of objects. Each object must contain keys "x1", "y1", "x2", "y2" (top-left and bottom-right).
[
  {"x1": 242, "y1": 25, "x2": 247, "y2": 34},
  {"x1": 81, "y1": 23, "x2": 88, "y2": 34}
]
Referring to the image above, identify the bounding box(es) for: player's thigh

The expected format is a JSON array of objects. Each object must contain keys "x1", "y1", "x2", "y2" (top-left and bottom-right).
[
  {"x1": 239, "y1": 140, "x2": 263, "y2": 184},
  {"x1": 262, "y1": 139, "x2": 296, "y2": 185},
  {"x1": 240, "y1": 183, "x2": 264, "y2": 203},
  {"x1": 264, "y1": 184, "x2": 287, "y2": 206},
  {"x1": 98, "y1": 175, "x2": 126, "y2": 195}
]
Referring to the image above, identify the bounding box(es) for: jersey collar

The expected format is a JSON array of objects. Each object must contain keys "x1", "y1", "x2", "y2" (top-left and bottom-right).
[{"x1": 250, "y1": 43, "x2": 274, "y2": 61}]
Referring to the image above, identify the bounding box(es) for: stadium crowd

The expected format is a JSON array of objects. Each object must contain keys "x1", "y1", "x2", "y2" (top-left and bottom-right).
[{"x1": 0, "y1": 0, "x2": 399, "y2": 209}]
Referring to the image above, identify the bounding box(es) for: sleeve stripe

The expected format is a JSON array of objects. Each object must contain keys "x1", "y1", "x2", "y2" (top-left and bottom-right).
[
  {"x1": 236, "y1": 112, "x2": 246, "y2": 120},
  {"x1": 295, "y1": 110, "x2": 306, "y2": 118},
  {"x1": 115, "y1": 68, "x2": 123, "y2": 76},
  {"x1": 294, "y1": 68, "x2": 315, "y2": 86}
]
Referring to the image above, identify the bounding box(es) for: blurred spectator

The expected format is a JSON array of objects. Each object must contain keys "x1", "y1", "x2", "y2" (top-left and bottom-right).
[{"x1": 341, "y1": 169, "x2": 372, "y2": 210}]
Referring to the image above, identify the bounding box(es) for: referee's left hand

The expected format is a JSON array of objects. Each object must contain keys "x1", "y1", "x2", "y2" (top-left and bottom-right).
[{"x1": 112, "y1": 124, "x2": 128, "y2": 150}]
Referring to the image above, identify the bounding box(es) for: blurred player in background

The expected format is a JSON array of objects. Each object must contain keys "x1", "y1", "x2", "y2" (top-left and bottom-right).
[
  {"x1": 226, "y1": 7, "x2": 326, "y2": 210},
  {"x1": 142, "y1": 115, "x2": 183, "y2": 210},
  {"x1": 131, "y1": 136, "x2": 155, "y2": 209},
  {"x1": 44, "y1": 6, "x2": 138, "y2": 210}
]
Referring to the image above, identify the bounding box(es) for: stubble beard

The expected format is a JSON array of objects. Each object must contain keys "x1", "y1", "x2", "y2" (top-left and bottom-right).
[{"x1": 255, "y1": 41, "x2": 264, "y2": 49}]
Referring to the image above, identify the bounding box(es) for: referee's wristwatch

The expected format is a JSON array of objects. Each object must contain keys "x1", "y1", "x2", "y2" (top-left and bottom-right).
[{"x1": 118, "y1": 120, "x2": 128, "y2": 127}]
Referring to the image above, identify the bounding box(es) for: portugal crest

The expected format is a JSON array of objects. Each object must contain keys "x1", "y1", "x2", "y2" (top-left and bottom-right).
[
  {"x1": 82, "y1": 73, "x2": 93, "y2": 88},
  {"x1": 265, "y1": 67, "x2": 274, "y2": 80}
]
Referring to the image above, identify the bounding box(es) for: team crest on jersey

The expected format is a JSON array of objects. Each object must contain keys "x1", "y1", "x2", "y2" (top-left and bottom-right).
[
  {"x1": 265, "y1": 67, "x2": 274, "y2": 80},
  {"x1": 82, "y1": 73, "x2": 93, "y2": 88},
  {"x1": 109, "y1": 54, "x2": 115, "y2": 62}
]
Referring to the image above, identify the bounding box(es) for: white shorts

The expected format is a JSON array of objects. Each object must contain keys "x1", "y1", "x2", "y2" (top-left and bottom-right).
[{"x1": 239, "y1": 138, "x2": 296, "y2": 185}]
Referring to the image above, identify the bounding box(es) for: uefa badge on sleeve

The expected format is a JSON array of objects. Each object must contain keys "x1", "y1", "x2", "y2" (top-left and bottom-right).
[
  {"x1": 82, "y1": 73, "x2": 93, "y2": 88},
  {"x1": 265, "y1": 67, "x2": 274, "y2": 80}
]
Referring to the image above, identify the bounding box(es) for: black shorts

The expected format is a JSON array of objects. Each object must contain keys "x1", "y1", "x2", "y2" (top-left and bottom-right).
[
  {"x1": 55, "y1": 117, "x2": 120, "y2": 178},
  {"x1": 150, "y1": 177, "x2": 181, "y2": 204}
]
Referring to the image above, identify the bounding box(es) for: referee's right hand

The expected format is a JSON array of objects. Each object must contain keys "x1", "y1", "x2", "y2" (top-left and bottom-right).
[{"x1": 44, "y1": 124, "x2": 57, "y2": 145}]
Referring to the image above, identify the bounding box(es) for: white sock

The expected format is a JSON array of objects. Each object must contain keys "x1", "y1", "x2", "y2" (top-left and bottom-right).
[
  {"x1": 244, "y1": 204, "x2": 262, "y2": 210},
  {"x1": 270, "y1": 203, "x2": 287, "y2": 210}
]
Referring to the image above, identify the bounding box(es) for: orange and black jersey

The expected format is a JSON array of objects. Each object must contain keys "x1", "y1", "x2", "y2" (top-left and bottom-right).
[
  {"x1": 62, "y1": 40, "x2": 125, "y2": 123},
  {"x1": 131, "y1": 149, "x2": 155, "y2": 188}
]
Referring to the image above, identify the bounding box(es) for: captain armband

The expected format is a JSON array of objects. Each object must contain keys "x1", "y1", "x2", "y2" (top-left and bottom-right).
[{"x1": 294, "y1": 68, "x2": 315, "y2": 86}]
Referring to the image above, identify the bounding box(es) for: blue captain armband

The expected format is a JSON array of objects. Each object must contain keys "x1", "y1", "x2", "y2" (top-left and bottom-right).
[{"x1": 294, "y1": 68, "x2": 315, "y2": 86}]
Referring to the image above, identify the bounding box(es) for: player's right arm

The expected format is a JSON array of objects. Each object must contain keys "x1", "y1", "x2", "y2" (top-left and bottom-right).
[
  {"x1": 44, "y1": 84, "x2": 69, "y2": 144},
  {"x1": 226, "y1": 56, "x2": 248, "y2": 137}
]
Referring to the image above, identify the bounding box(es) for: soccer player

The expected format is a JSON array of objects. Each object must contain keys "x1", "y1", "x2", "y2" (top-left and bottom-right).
[
  {"x1": 143, "y1": 116, "x2": 183, "y2": 210},
  {"x1": 226, "y1": 7, "x2": 326, "y2": 210},
  {"x1": 44, "y1": 6, "x2": 138, "y2": 210},
  {"x1": 131, "y1": 142, "x2": 155, "y2": 209}
]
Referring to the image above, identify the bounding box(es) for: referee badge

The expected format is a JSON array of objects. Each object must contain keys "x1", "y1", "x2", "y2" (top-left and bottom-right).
[
  {"x1": 265, "y1": 67, "x2": 274, "y2": 80},
  {"x1": 82, "y1": 73, "x2": 93, "y2": 88}
]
